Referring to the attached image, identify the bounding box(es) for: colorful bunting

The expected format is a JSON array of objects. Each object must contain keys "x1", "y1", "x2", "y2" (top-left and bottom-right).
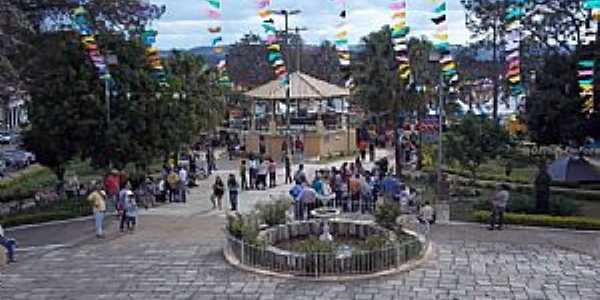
[
  {"x1": 333, "y1": 0, "x2": 353, "y2": 87},
  {"x1": 71, "y1": 7, "x2": 112, "y2": 82},
  {"x1": 204, "y1": 0, "x2": 231, "y2": 88},
  {"x1": 141, "y1": 29, "x2": 168, "y2": 86},
  {"x1": 504, "y1": 0, "x2": 525, "y2": 100},
  {"x1": 430, "y1": 0, "x2": 459, "y2": 91},
  {"x1": 580, "y1": 1, "x2": 600, "y2": 114},
  {"x1": 390, "y1": 0, "x2": 411, "y2": 81},
  {"x1": 257, "y1": 0, "x2": 288, "y2": 84}
]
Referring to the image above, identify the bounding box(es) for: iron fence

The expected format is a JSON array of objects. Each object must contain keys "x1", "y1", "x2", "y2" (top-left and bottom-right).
[{"x1": 226, "y1": 234, "x2": 423, "y2": 278}]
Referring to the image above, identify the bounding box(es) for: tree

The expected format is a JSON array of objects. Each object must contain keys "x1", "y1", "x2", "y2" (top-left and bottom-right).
[
  {"x1": 23, "y1": 32, "x2": 104, "y2": 191},
  {"x1": 445, "y1": 113, "x2": 512, "y2": 181},
  {"x1": 354, "y1": 27, "x2": 439, "y2": 176},
  {"x1": 525, "y1": 54, "x2": 590, "y2": 147}
]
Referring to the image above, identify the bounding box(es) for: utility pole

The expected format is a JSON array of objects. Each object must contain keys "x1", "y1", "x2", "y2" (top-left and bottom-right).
[
  {"x1": 492, "y1": 5, "x2": 499, "y2": 122},
  {"x1": 291, "y1": 26, "x2": 308, "y2": 72},
  {"x1": 271, "y1": 9, "x2": 301, "y2": 147}
]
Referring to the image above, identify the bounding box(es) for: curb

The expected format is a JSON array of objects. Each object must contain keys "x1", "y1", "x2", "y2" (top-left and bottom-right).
[{"x1": 446, "y1": 221, "x2": 600, "y2": 234}]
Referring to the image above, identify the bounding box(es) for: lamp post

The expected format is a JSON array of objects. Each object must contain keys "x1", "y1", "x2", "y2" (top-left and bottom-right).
[
  {"x1": 270, "y1": 9, "x2": 301, "y2": 153},
  {"x1": 428, "y1": 51, "x2": 444, "y2": 192}
]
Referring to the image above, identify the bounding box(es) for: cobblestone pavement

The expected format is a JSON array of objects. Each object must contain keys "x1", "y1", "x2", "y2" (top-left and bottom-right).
[{"x1": 2, "y1": 152, "x2": 600, "y2": 299}]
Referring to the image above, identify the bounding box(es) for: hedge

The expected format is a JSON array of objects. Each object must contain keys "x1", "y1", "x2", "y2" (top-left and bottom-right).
[
  {"x1": 0, "y1": 211, "x2": 83, "y2": 228},
  {"x1": 473, "y1": 211, "x2": 600, "y2": 230}
]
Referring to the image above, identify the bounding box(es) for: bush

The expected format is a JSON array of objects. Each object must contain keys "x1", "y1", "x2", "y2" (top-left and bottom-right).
[
  {"x1": 374, "y1": 200, "x2": 402, "y2": 230},
  {"x1": 226, "y1": 213, "x2": 261, "y2": 245},
  {"x1": 473, "y1": 211, "x2": 600, "y2": 230},
  {"x1": 255, "y1": 199, "x2": 292, "y2": 227},
  {"x1": 291, "y1": 237, "x2": 337, "y2": 253},
  {"x1": 473, "y1": 193, "x2": 580, "y2": 217},
  {"x1": 0, "y1": 211, "x2": 80, "y2": 228}
]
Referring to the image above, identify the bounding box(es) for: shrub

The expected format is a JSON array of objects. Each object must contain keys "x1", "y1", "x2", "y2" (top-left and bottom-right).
[
  {"x1": 472, "y1": 193, "x2": 580, "y2": 217},
  {"x1": 291, "y1": 237, "x2": 336, "y2": 253},
  {"x1": 0, "y1": 211, "x2": 79, "y2": 228},
  {"x1": 473, "y1": 211, "x2": 600, "y2": 230},
  {"x1": 226, "y1": 213, "x2": 261, "y2": 245},
  {"x1": 255, "y1": 199, "x2": 292, "y2": 227},
  {"x1": 374, "y1": 200, "x2": 402, "y2": 230}
]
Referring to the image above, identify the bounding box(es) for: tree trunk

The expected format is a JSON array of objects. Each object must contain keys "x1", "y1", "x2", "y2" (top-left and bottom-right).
[{"x1": 54, "y1": 166, "x2": 66, "y2": 197}]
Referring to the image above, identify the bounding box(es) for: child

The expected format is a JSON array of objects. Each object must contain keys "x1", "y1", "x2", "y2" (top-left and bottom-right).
[
  {"x1": 227, "y1": 174, "x2": 240, "y2": 211},
  {"x1": 0, "y1": 224, "x2": 17, "y2": 263},
  {"x1": 126, "y1": 191, "x2": 138, "y2": 231}
]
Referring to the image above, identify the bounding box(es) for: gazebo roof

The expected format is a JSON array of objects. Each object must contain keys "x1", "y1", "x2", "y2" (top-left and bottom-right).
[{"x1": 244, "y1": 72, "x2": 350, "y2": 100}]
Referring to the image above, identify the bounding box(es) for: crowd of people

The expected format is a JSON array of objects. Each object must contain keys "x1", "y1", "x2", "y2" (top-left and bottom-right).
[{"x1": 286, "y1": 156, "x2": 431, "y2": 222}]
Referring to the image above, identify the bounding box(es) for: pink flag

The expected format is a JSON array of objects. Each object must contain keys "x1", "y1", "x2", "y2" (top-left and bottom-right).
[
  {"x1": 257, "y1": 0, "x2": 271, "y2": 9},
  {"x1": 579, "y1": 70, "x2": 594, "y2": 76},
  {"x1": 389, "y1": 2, "x2": 406, "y2": 10},
  {"x1": 207, "y1": 9, "x2": 221, "y2": 19}
]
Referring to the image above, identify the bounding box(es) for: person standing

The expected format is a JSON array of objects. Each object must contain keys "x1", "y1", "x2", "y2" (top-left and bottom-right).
[
  {"x1": 369, "y1": 142, "x2": 375, "y2": 162},
  {"x1": 295, "y1": 137, "x2": 304, "y2": 162},
  {"x1": 88, "y1": 185, "x2": 107, "y2": 238},
  {"x1": 103, "y1": 170, "x2": 120, "y2": 213},
  {"x1": 281, "y1": 140, "x2": 288, "y2": 162},
  {"x1": 298, "y1": 182, "x2": 317, "y2": 219},
  {"x1": 212, "y1": 176, "x2": 225, "y2": 210},
  {"x1": 419, "y1": 202, "x2": 435, "y2": 234},
  {"x1": 167, "y1": 168, "x2": 179, "y2": 202},
  {"x1": 125, "y1": 191, "x2": 138, "y2": 232},
  {"x1": 268, "y1": 158, "x2": 277, "y2": 188},
  {"x1": 239, "y1": 160, "x2": 248, "y2": 191},
  {"x1": 227, "y1": 174, "x2": 240, "y2": 211},
  {"x1": 0, "y1": 224, "x2": 16, "y2": 263},
  {"x1": 118, "y1": 182, "x2": 133, "y2": 232},
  {"x1": 257, "y1": 159, "x2": 268, "y2": 190},
  {"x1": 249, "y1": 155, "x2": 257, "y2": 190},
  {"x1": 289, "y1": 180, "x2": 304, "y2": 220},
  {"x1": 294, "y1": 164, "x2": 306, "y2": 184},
  {"x1": 489, "y1": 184, "x2": 510, "y2": 230},
  {"x1": 284, "y1": 155, "x2": 292, "y2": 184},
  {"x1": 178, "y1": 166, "x2": 188, "y2": 203}
]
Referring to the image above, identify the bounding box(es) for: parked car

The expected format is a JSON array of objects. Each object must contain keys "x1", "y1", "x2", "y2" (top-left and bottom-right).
[
  {"x1": 0, "y1": 132, "x2": 11, "y2": 144},
  {"x1": 2, "y1": 149, "x2": 35, "y2": 169}
]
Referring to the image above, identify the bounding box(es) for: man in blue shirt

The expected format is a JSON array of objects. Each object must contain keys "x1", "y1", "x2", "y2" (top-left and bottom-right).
[{"x1": 289, "y1": 180, "x2": 304, "y2": 220}]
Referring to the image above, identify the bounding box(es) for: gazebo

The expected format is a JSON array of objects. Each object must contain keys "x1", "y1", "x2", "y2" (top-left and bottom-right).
[{"x1": 242, "y1": 71, "x2": 357, "y2": 160}]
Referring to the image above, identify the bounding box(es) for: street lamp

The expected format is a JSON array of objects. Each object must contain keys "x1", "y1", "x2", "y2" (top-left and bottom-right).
[
  {"x1": 428, "y1": 51, "x2": 444, "y2": 193},
  {"x1": 270, "y1": 9, "x2": 301, "y2": 149}
]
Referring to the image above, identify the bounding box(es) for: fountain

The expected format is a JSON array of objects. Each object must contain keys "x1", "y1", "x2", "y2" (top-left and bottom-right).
[{"x1": 310, "y1": 207, "x2": 341, "y2": 242}]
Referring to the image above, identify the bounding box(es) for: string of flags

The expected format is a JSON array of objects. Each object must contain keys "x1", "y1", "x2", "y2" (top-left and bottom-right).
[
  {"x1": 505, "y1": 0, "x2": 525, "y2": 99},
  {"x1": 71, "y1": 6, "x2": 112, "y2": 82},
  {"x1": 581, "y1": 0, "x2": 600, "y2": 114},
  {"x1": 142, "y1": 28, "x2": 168, "y2": 86},
  {"x1": 332, "y1": 0, "x2": 353, "y2": 87},
  {"x1": 390, "y1": 0, "x2": 410, "y2": 82},
  {"x1": 205, "y1": 0, "x2": 231, "y2": 87},
  {"x1": 206, "y1": 0, "x2": 225, "y2": 54},
  {"x1": 430, "y1": 0, "x2": 458, "y2": 92},
  {"x1": 257, "y1": 0, "x2": 289, "y2": 84}
]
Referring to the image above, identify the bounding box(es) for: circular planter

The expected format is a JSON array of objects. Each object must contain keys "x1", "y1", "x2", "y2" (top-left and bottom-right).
[{"x1": 224, "y1": 219, "x2": 432, "y2": 281}]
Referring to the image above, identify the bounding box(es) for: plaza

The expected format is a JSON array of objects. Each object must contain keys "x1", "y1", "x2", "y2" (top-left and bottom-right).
[{"x1": 1, "y1": 157, "x2": 600, "y2": 300}]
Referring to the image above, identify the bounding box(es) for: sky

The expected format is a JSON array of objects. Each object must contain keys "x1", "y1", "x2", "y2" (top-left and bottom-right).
[{"x1": 151, "y1": 0, "x2": 470, "y2": 50}]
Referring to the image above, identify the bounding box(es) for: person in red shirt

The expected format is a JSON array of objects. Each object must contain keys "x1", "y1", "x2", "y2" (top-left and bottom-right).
[{"x1": 104, "y1": 170, "x2": 120, "y2": 212}]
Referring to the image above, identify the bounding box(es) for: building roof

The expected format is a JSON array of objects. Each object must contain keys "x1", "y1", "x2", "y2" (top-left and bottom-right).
[{"x1": 244, "y1": 72, "x2": 350, "y2": 100}]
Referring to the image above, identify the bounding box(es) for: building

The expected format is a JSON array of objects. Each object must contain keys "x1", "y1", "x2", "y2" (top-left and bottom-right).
[{"x1": 1, "y1": 87, "x2": 28, "y2": 131}]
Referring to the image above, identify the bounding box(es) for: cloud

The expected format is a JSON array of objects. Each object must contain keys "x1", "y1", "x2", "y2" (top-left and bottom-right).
[{"x1": 152, "y1": 0, "x2": 469, "y2": 49}]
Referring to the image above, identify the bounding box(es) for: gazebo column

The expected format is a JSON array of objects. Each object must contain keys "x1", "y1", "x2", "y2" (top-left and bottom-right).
[
  {"x1": 250, "y1": 100, "x2": 256, "y2": 131},
  {"x1": 315, "y1": 98, "x2": 325, "y2": 133},
  {"x1": 269, "y1": 99, "x2": 277, "y2": 133}
]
